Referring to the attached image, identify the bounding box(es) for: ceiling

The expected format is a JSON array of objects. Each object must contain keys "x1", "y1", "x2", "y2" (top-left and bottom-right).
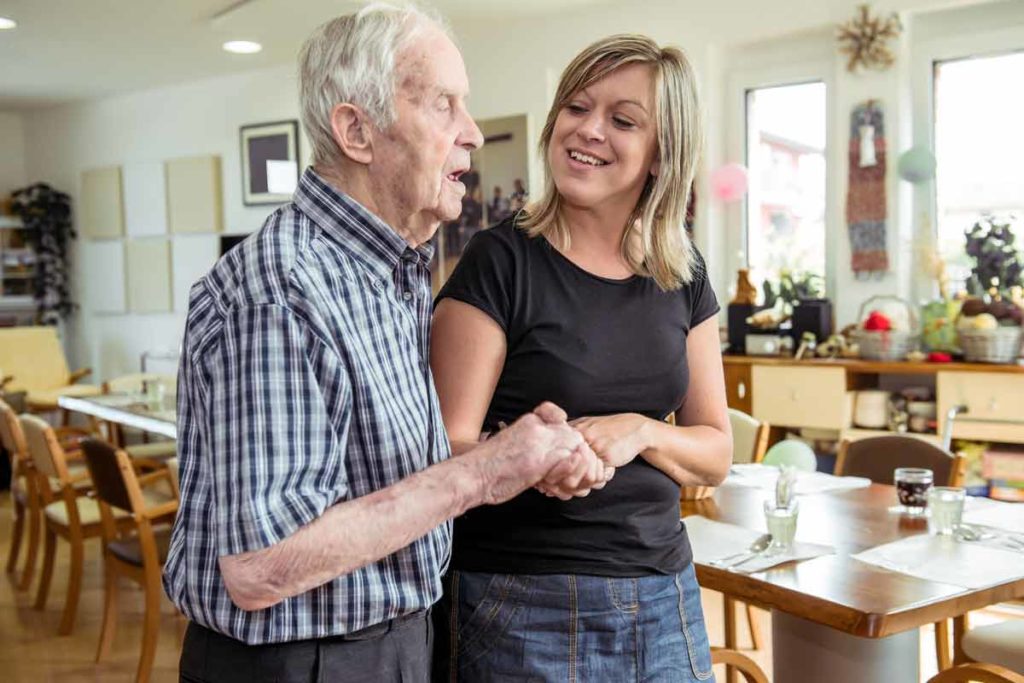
[{"x1": 0, "y1": 0, "x2": 607, "y2": 110}]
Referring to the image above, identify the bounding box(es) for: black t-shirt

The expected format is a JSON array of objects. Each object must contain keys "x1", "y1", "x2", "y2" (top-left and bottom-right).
[{"x1": 436, "y1": 216, "x2": 720, "y2": 576}]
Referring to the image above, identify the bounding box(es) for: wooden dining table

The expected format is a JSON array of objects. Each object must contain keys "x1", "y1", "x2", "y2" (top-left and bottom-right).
[
  {"x1": 682, "y1": 484, "x2": 1024, "y2": 682},
  {"x1": 57, "y1": 392, "x2": 176, "y2": 439}
]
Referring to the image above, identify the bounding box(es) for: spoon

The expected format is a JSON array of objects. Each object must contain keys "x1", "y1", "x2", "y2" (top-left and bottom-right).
[{"x1": 711, "y1": 534, "x2": 772, "y2": 568}]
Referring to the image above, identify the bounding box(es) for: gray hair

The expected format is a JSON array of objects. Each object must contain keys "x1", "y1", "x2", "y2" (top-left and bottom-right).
[{"x1": 298, "y1": 2, "x2": 448, "y2": 168}]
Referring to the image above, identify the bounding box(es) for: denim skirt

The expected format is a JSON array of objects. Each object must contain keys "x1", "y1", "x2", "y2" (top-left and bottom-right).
[{"x1": 433, "y1": 563, "x2": 714, "y2": 682}]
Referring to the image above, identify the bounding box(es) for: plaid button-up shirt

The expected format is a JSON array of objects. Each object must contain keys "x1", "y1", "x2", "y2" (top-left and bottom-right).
[{"x1": 163, "y1": 168, "x2": 452, "y2": 644}]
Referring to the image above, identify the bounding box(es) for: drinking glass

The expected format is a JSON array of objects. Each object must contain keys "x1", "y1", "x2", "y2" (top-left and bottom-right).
[
  {"x1": 893, "y1": 467, "x2": 933, "y2": 515},
  {"x1": 143, "y1": 378, "x2": 165, "y2": 410},
  {"x1": 763, "y1": 498, "x2": 799, "y2": 555},
  {"x1": 928, "y1": 486, "x2": 965, "y2": 535}
]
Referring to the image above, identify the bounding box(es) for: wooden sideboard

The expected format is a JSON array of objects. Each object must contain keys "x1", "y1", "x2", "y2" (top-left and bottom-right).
[{"x1": 723, "y1": 356, "x2": 1024, "y2": 445}]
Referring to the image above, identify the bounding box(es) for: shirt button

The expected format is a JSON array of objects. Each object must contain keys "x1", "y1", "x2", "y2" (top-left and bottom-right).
[
  {"x1": 374, "y1": 279, "x2": 384, "y2": 290},
  {"x1": 403, "y1": 291, "x2": 413, "y2": 301}
]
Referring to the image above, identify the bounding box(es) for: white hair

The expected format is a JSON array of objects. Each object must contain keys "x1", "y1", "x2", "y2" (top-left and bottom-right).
[{"x1": 298, "y1": 2, "x2": 448, "y2": 167}]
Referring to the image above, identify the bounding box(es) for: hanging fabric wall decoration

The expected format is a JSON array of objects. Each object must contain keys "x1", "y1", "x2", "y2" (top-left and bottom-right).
[{"x1": 846, "y1": 100, "x2": 888, "y2": 276}]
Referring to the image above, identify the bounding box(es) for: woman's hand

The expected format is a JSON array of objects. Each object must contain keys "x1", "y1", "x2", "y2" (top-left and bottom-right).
[
  {"x1": 534, "y1": 439, "x2": 615, "y2": 500},
  {"x1": 571, "y1": 413, "x2": 653, "y2": 468}
]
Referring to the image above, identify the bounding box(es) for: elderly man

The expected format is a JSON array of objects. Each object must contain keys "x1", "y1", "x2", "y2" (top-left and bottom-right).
[{"x1": 163, "y1": 4, "x2": 609, "y2": 682}]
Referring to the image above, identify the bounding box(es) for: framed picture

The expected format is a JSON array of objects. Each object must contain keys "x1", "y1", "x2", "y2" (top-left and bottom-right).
[{"x1": 240, "y1": 120, "x2": 300, "y2": 205}]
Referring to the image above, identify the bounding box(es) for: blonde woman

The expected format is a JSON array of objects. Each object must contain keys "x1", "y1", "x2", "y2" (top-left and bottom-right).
[{"x1": 431, "y1": 34, "x2": 731, "y2": 681}]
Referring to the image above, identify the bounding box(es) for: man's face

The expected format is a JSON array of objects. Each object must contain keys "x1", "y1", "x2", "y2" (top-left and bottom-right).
[{"x1": 371, "y1": 26, "x2": 483, "y2": 244}]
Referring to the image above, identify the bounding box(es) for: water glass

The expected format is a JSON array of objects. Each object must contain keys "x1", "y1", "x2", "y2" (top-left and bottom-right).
[
  {"x1": 928, "y1": 487, "x2": 965, "y2": 535},
  {"x1": 143, "y1": 378, "x2": 165, "y2": 410},
  {"x1": 894, "y1": 467, "x2": 933, "y2": 515},
  {"x1": 763, "y1": 499, "x2": 799, "y2": 555}
]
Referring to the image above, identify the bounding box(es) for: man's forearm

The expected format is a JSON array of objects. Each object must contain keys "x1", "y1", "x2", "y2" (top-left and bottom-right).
[{"x1": 219, "y1": 453, "x2": 483, "y2": 611}]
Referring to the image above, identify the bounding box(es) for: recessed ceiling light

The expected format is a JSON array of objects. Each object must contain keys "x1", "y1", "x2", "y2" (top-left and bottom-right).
[
  {"x1": 223, "y1": 40, "x2": 262, "y2": 54},
  {"x1": 0, "y1": 17, "x2": 17, "y2": 30}
]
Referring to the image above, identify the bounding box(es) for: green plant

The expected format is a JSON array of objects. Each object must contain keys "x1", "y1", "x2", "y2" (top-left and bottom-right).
[
  {"x1": 10, "y1": 183, "x2": 77, "y2": 324},
  {"x1": 964, "y1": 214, "x2": 1022, "y2": 298},
  {"x1": 762, "y1": 270, "x2": 824, "y2": 309}
]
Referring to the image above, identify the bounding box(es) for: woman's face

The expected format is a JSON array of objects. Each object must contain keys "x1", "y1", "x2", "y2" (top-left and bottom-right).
[{"x1": 548, "y1": 62, "x2": 659, "y2": 214}]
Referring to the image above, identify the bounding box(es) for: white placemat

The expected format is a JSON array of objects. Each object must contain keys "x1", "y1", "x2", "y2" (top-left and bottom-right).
[
  {"x1": 684, "y1": 515, "x2": 834, "y2": 574},
  {"x1": 963, "y1": 496, "x2": 1024, "y2": 535},
  {"x1": 852, "y1": 534, "x2": 1024, "y2": 590},
  {"x1": 723, "y1": 463, "x2": 872, "y2": 495}
]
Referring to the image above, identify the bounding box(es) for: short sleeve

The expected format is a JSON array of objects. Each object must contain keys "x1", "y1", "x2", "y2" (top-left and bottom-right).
[
  {"x1": 688, "y1": 247, "x2": 720, "y2": 329},
  {"x1": 203, "y1": 303, "x2": 351, "y2": 556},
  {"x1": 436, "y1": 227, "x2": 516, "y2": 332}
]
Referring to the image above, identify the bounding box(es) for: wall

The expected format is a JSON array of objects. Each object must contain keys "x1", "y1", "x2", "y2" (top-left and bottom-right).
[
  {"x1": 24, "y1": 64, "x2": 308, "y2": 378},
  {"x1": 0, "y1": 112, "x2": 27, "y2": 198},
  {"x1": 22, "y1": 0, "x2": 1024, "y2": 379}
]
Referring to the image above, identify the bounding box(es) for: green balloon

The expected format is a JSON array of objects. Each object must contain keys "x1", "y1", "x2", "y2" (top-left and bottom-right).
[
  {"x1": 763, "y1": 440, "x2": 818, "y2": 472},
  {"x1": 898, "y1": 146, "x2": 937, "y2": 184}
]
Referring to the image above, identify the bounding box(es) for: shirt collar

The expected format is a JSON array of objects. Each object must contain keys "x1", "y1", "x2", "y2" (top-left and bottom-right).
[{"x1": 293, "y1": 168, "x2": 434, "y2": 281}]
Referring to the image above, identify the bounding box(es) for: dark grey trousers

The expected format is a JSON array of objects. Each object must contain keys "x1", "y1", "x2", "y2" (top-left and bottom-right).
[{"x1": 179, "y1": 612, "x2": 431, "y2": 683}]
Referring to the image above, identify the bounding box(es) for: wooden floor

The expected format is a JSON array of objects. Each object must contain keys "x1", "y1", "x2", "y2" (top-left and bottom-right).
[{"x1": 0, "y1": 491, "x2": 1015, "y2": 681}]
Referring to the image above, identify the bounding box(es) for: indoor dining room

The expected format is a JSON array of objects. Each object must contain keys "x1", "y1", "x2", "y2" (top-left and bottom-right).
[{"x1": 2, "y1": 0, "x2": 1024, "y2": 682}]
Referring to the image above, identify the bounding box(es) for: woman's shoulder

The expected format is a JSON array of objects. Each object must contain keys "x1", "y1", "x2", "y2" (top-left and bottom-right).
[{"x1": 465, "y1": 212, "x2": 536, "y2": 257}]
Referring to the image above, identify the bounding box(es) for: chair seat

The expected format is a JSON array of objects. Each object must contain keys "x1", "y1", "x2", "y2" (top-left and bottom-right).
[
  {"x1": 107, "y1": 525, "x2": 173, "y2": 566},
  {"x1": 27, "y1": 384, "x2": 102, "y2": 410},
  {"x1": 962, "y1": 620, "x2": 1024, "y2": 673},
  {"x1": 125, "y1": 442, "x2": 177, "y2": 460},
  {"x1": 44, "y1": 488, "x2": 175, "y2": 528}
]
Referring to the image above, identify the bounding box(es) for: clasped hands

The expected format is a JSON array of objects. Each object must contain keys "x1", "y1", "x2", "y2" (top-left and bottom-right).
[{"x1": 529, "y1": 406, "x2": 651, "y2": 501}]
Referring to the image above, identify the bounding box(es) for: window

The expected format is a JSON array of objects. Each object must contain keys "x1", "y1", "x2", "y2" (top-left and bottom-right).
[
  {"x1": 745, "y1": 81, "x2": 827, "y2": 291},
  {"x1": 934, "y1": 51, "x2": 1024, "y2": 291}
]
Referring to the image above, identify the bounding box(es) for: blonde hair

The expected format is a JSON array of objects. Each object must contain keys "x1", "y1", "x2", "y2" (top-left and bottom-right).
[{"x1": 520, "y1": 34, "x2": 704, "y2": 289}]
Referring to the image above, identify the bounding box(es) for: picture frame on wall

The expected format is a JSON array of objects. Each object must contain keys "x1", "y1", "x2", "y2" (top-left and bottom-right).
[{"x1": 240, "y1": 120, "x2": 300, "y2": 205}]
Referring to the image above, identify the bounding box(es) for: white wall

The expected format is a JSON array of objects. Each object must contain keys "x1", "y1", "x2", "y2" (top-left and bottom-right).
[
  {"x1": 21, "y1": 0, "x2": 1024, "y2": 380},
  {"x1": 0, "y1": 112, "x2": 27, "y2": 197},
  {"x1": 24, "y1": 64, "x2": 309, "y2": 378}
]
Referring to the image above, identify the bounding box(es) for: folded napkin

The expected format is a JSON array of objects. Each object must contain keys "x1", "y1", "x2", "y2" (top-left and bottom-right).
[
  {"x1": 684, "y1": 515, "x2": 834, "y2": 574},
  {"x1": 724, "y1": 463, "x2": 872, "y2": 495},
  {"x1": 852, "y1": 534, "x2": 1024, "y2": 590}
]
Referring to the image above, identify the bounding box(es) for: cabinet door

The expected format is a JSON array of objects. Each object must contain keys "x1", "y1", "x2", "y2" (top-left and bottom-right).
[
  {"x1": 724, "y1": 363, "x2": 752, "y2": 414},
  {"x1": 751, "y1": 365, "x2": 847, "y2": 430},
  {"x1": 937, "y1": 372, "x2": 1024, "y2": 443}
]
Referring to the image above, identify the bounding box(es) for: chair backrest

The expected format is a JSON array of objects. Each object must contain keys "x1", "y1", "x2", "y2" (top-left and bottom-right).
[
  {"x1": 0, "y1": 326, "x2": 70, "y2": 392},
  {"x1": 729, "y1": 409, "x2": 769, "y2": 464},
  {"x1": 835, "y1": 436, "x2": 963, "y2": 486},
  {"x1": 927, "y1": 662, "x2": 1024, "y2": 683},
  {"x1": 0, "y1": 398, "x2": 28, "y2": 468},
  {"x1": 103, "y1": 373, "x2": 177, "y2": 396},
  {"x1": 19, "y1": 413, "x2": 70, "y2": 481},
  {"x1": 80, "y1": 438, "x2": 143, "y2": 514}
]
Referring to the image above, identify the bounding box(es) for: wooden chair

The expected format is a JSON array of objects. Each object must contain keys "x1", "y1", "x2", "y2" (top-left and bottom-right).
[
  {"x1": 2, "y1": 397, "x2": 39, "y2": 590},
  {"x1": 835, "y1": 435, "x2": 965, "y2": 670},
  {"x1": 81, "y1": 438, "x2": 178, "y2": 683},
  {"x1": 2, "y1": 400, "x2": 91, "y2": 591},
  {"x1": 20, "y1": 415, "x2": 173, "y2": 635},
  {"x1": 834, "y1": 435, "x2": 965, "y2": 487},
  {"x1": 720, "y1": 409, "x2": 771, "y2": 683},
  {"x1": 0, "y1": 326, "x2": 101, "y2": 420},
  {"x1": 928, "y1": 663, "x2": 1024, "y2": 683},
  {"x1": 711, "y1": 647, "x2": 769, "y2": 683},
  {"x1": 728, "y1": 408, "x2": 770, "y2": 464}
]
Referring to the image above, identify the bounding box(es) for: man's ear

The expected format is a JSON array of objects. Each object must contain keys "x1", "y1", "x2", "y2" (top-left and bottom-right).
[{"x1": 330, "y1": 103, "x2": 373, "y2": 165}]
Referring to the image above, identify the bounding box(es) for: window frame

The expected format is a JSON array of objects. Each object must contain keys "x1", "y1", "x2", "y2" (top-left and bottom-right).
[{"x1": 911, "y1": 25, "x2": 1024, "y2": 302}]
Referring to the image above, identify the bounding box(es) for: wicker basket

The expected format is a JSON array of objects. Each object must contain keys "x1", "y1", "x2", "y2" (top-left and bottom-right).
[
  {"x1": 959, "y1": 326, "x2": 1023, "y2": 364},
  {"x1": 851, "y1": 295, "x2": 920, "y2": 361}
]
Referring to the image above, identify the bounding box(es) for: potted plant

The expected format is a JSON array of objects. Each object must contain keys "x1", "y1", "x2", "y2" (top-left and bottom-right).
[
  {"x1": 957, "y1": 215, "x2": 1023, "y2": 363},
  {"x1": 10, "y1": 183, "x2": 76, "y2": 324}
]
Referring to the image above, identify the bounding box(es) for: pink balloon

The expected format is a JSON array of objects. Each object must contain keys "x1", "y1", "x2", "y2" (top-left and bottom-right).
[{"x1": 711, "y1": 163, "x2": 749, "y2": 203}]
